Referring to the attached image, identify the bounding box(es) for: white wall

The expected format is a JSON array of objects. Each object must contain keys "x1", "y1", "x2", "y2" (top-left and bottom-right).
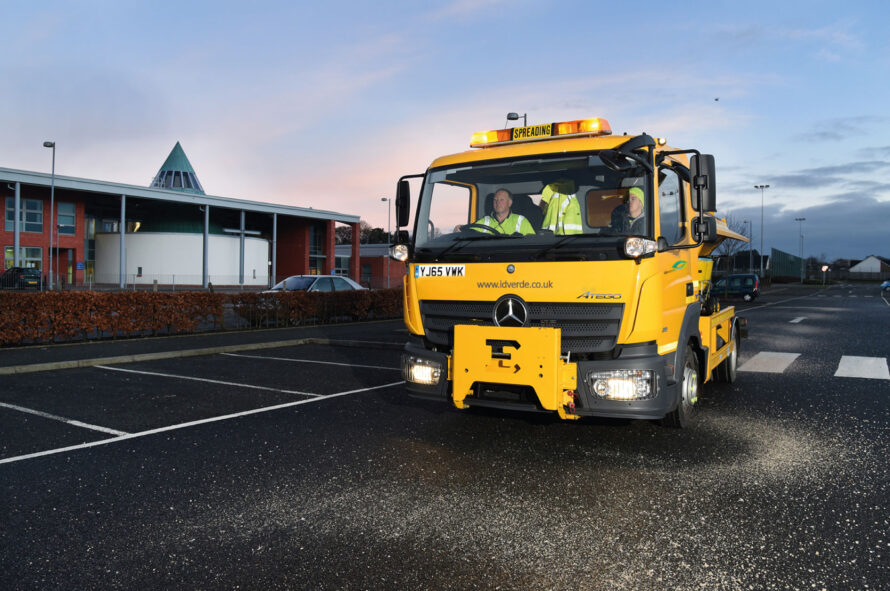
[
  {"x1": 849, "y1": 256, "x2": 883, "y2": 273},
  {"x1": 95, "y1": 232, "x2": 270, "y2": 286}
]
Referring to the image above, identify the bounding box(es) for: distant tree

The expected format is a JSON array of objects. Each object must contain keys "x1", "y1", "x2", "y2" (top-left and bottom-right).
[
  {"x1": 334, "y1": 225, "x2": 353, "y2": 245},
  {"x1": 367, "y1": 227, "x2": 389, "y2": 244},
  {"x1": 334, "y1": 220, "x2": 378, "y2": 244}
]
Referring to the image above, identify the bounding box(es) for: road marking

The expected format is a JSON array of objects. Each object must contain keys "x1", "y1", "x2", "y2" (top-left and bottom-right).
[
  {"x1": 738, "y1": 351, "x2": 801, "y2": 373},
  {"x1": 740, "y1": 293, "x2": 815, "y2": 312},
  {"x1": 834, "y1": 356, "x2": 890, "y2": 380},
  {"x1": 221, "y1": 352, "x2": 400, "y2": 371},
  {"x1": 0, "y1": 380, "x2": 405, "y2": 465},
  {"x1": 789, "y1": 317, "x2": 806, "y2": 324},
  {"x1": 0, "y1": 402, "x2": 129, "y2": 436},
  {"x1": 95, "y1": 365, "x2": 321, "y2": 397}
]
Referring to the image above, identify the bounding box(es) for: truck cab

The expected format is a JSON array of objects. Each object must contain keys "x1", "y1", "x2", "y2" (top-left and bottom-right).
[{"x1": 392, "y1": 118, "x2": 746, "y2": 427}]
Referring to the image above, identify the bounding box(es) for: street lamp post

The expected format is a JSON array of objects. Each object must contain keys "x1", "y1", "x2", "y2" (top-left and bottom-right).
[
  {"x1": 381, "y1": 197, "x2": 391, "y2": 288},
  {"x1": 754, "y1": 184, "x2": 769, "y2": 278},
  {"x1": 506, "y1": 112, "x2": 527, "y2": 127},
  {"x1": 743, "y1": 220, "x2": 752, "y2": 272},
  {"x1": 795, "y1": 217, "x2": 806, "y2": 283},
  {"x1": 43, "y1": 141, "x2": 55, "y2": 290}
]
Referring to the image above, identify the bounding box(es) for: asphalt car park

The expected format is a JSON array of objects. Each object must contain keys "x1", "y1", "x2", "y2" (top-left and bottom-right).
[
  {"x1": 1, "y1": 286, "x2": 889, "y2": 589},
  {"x1": 0, "y1": 328, "x2": 406, "y2": 462}
]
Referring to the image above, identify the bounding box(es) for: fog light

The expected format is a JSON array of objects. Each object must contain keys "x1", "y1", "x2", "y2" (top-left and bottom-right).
[
  {"x1": 587, "y1": 369, "x2": 655, "y2": 400},
  {"x1": 402, "y1": 354, "x2": 442, "y2": 385}
]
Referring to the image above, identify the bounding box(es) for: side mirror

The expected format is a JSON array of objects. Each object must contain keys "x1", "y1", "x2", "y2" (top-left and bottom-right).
[
  {"x1": 690, "y1": 154, "x2": 716, "y2": 212},
  {"x1": 395, "y1": 179, "x2": 411, "y2": 227},
  {"x1": 692, "y1": 215, "x2": 718, "y2": 242}
]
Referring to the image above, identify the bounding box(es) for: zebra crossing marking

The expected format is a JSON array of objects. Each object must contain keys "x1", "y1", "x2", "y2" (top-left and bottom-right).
[
  {"x1": 834, "y1": 356, "x2": 890, "y2": 380},
  {"x1": 738, "y1": 351, "x2": 800, "y2": 373}
]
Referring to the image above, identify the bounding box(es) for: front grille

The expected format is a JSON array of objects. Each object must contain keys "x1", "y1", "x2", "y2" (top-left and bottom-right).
[{"x1": 419, "y1": 300, "x2": 623, "y2": 354}]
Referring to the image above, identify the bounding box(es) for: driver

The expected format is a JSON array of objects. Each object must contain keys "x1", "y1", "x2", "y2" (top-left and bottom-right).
[{"x1": 471, "y1": 188, "x2": 535, "y2": 235}]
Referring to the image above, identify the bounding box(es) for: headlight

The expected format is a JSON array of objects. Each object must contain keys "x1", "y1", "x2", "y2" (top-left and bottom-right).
[
  {"x1": 402, "y1": 354, "x2": 442, "y2": 385},
  {"x1": 587, "y1": 369, "x2": 655, "y2": 400},
  {"x1": 624, "y1": 237, "x2": 657, "y2": 258},
  {"x1": 390, "y1": 244, "x2": 409, "y2": 262}
]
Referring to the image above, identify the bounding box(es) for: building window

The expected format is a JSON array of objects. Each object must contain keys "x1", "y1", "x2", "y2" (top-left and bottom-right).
[
  {"x1": 84, "y1": 215, "x2": 96, "y2": 279},
  {"x1": 334, "y1": 256, "x2": 349, "y2": 276},
  {"x1": 4, "y1": 246, "x2": 42, "y2": 270},
  {"x1": 58, "y1": 202, "x2": 76, "y2": 235},
  {"x1": 361, "y1": 264, "x2": 372, "y2": 285},
  {"x1": 309, "y1": 224, "x2": 323, "y2": 256},
  {"x1": 5, "y1": 198, "x2": 43, "y2": 233}
]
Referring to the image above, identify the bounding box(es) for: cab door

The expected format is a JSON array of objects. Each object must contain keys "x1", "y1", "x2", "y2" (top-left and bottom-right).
[{"x1": 656, "y1": 165, "x2": 693, "y2": 349}]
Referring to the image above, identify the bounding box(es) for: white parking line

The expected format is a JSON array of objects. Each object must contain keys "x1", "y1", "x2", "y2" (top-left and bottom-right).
[
  {"x1": 95, "y1": 365, "x2": 321, "y2": 397},
  {"x1": 740, "y1": 294, "x2": 814, "y2": 312},
  {"x1": 789, "y1": 317, "x2": 806, "y2": 324},
  {"x1": 221, "y1": 352, "x2": 400, "y2": 371},
  {"x1": 0, "y1": 402, "x2": 129, "y2": 436},
  {"x1": 0, "y1": 380, "x2": 405, "y2": 465},
  {"x1": 834, "y1": 356, "x2": 890, "y2": 380}
]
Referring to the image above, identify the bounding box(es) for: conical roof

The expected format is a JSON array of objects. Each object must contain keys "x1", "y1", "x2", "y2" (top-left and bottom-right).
[{"x1": 149, "y1": 141, "x2": 205, "y2": 194}]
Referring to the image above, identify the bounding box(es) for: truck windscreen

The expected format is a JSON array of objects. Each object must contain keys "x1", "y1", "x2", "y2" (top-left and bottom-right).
[{"x1": 413, "y1": 153, "x2": 652, "y2": 257}]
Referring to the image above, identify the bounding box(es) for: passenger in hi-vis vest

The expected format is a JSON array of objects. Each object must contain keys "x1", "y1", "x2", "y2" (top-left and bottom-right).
[
  {"x1": 539, "y1": 178, "x2": 582, "y2": 235},
  {"x1": 610, "y1": 187, "x2": 646, "y2": 235}
]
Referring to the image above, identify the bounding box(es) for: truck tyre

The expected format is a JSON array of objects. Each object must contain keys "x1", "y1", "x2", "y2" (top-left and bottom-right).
[
  {"x1": 743, "y1": 292, "x2": 754, "y2": 302},
  {"x1": 662, "y1": 345, "x2": 699, "y2": 428},
  {"x1": 715, "y1": 325, "x2": 739, "y2": 383}
]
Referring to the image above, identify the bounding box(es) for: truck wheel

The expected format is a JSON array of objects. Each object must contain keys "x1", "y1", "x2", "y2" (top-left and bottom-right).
[
  {"x1": 662, "y1": 346, "x2": 699, "y2": 428},
  {"x1": 743, "y1": 293, "x2": 754, "y2": 302},
  {"x1": 716, "y1": 325, "x2": 739, "y2": 383}
]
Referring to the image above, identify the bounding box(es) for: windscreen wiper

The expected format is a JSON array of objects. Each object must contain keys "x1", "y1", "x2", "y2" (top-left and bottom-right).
[
  {"x1": 430, "y1": 232, "x2": 519, "y2": 262},
  {"x1": 531, "y1": 234, "x2": 589, "y2": 260}
]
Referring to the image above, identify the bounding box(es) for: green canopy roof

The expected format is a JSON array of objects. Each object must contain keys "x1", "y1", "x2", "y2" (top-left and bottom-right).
[{"x1": 149, "y1": 141, "x2": 205, "y2": 194}]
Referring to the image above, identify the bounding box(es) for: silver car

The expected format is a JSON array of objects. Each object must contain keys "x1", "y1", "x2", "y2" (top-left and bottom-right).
[{"x1": 267, "y1": 275, "x2": 366, "y2": 292}]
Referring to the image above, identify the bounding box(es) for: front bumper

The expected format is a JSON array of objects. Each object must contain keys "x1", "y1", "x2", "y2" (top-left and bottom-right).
[{"x1": 402, "y1": 335, "x2": 678, "y2": 421}]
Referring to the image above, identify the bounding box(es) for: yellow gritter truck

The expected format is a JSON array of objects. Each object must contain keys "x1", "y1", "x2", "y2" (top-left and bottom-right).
[{"x1": 390, "y1": 117, "x2": 747, "y2": 427}]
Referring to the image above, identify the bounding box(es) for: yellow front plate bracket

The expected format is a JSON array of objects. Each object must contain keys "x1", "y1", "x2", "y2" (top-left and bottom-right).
[{"x1": 452, "y1": 325, "x2": 577, "y2": 413}]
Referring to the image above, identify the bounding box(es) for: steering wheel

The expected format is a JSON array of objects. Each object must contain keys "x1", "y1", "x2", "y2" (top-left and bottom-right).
[{"x1": 458, "y1": 222, "x2": 500, "y2": 235}]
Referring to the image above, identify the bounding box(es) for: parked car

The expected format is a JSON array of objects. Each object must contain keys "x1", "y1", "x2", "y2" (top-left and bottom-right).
[
  {"x1": 266, "y1": 274, "x2": 367, "y2": 293},
  {"x1": 881, "y1": 280, "x2": 890, "y2": 292},
  {"x1": 712, "y1": 273, "x2": 760, "y2": 302},
  {"x1": 0, "y1": 267, "x2": 43, "y2": 290}
]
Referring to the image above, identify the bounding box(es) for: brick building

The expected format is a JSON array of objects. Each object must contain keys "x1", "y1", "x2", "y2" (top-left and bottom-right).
[{"x1": 2, "y1": 143, "x2": 361, "y2": 288}]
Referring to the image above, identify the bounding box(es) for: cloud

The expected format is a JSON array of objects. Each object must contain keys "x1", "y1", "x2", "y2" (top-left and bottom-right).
[
  {"x1": 794, "y1": 116, "x2": 888, "y2": 142},
  {"x1": 427, "y1": 0, "x2": 513, "y2": 19},
  {"x1": 717, "y1": 191, "x2": 890, "y2": 261}
]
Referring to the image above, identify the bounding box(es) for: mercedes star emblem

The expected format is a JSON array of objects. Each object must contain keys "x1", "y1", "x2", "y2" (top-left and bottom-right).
[{"x1": 493, "y1": 296, "x2": 528, "y2": 327}]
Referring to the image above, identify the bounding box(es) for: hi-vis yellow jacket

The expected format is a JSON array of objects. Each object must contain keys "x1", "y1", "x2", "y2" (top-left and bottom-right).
[
  {"x1": 541, "y1": 182, "x2": 582, "y2": 234},
  {"x1": 478, "y1": 213, "x2": 535, "y2": 235}
]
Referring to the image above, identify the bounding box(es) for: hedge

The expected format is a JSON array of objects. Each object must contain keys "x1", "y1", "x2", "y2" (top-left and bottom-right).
[{"x1": 0, "y1": 288, "x2": 403, "y2": 347}]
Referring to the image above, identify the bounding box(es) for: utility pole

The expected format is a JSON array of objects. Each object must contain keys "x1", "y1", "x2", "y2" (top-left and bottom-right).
[
  {"x1": 795, "y1": 217, "x2": 806, "y2": 283},
  {"x1": 755, "y1": 184, "x2": 769, "y2": 278}
]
